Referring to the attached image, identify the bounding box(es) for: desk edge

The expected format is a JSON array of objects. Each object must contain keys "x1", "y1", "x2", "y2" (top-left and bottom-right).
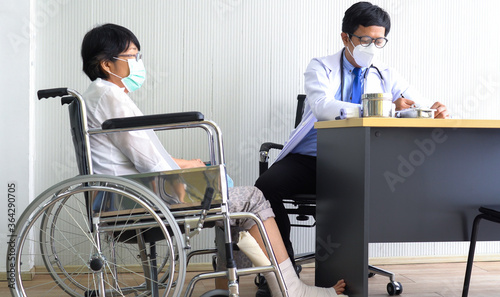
[{"x1": 314, "y1": 118, "x2": 500, "y2": 129}]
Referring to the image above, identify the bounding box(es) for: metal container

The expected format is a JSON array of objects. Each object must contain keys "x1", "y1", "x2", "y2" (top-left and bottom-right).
[
  {"x1": 397, "y1": 107, "x2": 436, "y2": 118},
  {"x1": 362, "y1": 93, "x2": 395, "y2": 117},
  {"x1": 415, "y1": 108, "x2": 435, "y2": 118}
]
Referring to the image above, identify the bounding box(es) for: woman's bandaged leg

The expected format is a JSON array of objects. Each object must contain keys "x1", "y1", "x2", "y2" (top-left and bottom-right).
[
  {"x1": 237, "y1": 232, "x2": 347, "y2": 297},
  {"x1": 237, "y1": 231, "x2": 271, "y2": 266},
  {"x1": 237, "y1": 231, "x2": 283, "y2": 296},
  {"x1": 279, "y1": 258, "x2": 348, "y2": 297}
]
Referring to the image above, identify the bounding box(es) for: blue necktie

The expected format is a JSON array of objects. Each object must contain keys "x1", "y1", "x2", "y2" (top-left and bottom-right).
[{"x1": 351, "y1": 67, "x2": 362, "y2": 104}]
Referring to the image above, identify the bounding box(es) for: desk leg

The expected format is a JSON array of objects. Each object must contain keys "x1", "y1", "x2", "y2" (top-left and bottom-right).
[{"x1": 316, "y1": 128, "x2": 369, "y2": 297}]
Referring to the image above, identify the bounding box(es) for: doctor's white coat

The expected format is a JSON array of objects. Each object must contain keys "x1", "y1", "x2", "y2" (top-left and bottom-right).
[{"x1": 275, "y1": 48, "x2": 429, "y2": 162}]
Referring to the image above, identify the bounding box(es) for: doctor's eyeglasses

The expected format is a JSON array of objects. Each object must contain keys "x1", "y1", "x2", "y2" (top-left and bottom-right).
[
  {"x1": 116, "y1": 52, "x2": 143, "y2": 62},
  {"x1": 350, "y1": 34, "x2": 388, "y2": 48}
]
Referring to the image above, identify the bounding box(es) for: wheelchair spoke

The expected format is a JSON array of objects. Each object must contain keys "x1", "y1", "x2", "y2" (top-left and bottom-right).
[{"x1": 60, "y1": 198, "x2": 98, "y2": 247}]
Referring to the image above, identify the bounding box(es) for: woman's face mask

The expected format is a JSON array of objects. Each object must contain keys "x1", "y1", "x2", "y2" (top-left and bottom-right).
[
  {"x1": 346, "y1": 37, "x2": 379, "y2": 68},
  {"x1": 107, "y1": 57, "x2": 146, "y2": 92}
]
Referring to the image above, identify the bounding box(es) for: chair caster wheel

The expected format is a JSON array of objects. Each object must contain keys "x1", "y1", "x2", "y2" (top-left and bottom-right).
[
  {"x1": 387, "y1": 281, "x2": 403, "y2": 295},
  {"x1": 368, "y1": 272, "x2": 375, "y2": 278}
]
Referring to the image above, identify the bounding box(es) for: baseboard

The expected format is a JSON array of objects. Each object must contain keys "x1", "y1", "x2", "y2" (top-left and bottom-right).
[
  {"x1": 368, "y1": 254, "x2": 500, "y2": 266},
  {"x1": 187, "y1": 254, "x2": 500, "y2": 270},
  {"x1": 0, "y1": 267, "x2": 35, "y2": 281}
]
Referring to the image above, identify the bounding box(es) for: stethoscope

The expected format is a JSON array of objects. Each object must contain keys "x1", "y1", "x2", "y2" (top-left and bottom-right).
[{"x1": 340, "y1": 47, "x2": 387, "y2": 102}]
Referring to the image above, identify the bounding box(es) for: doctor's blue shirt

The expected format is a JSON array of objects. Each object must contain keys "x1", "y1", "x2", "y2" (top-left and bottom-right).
[{"x1": 290, "y1": 53, "x2": 366, "y2": 156}]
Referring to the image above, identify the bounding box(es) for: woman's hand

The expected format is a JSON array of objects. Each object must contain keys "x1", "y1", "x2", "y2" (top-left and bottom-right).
[{"x1": 173, "y1": 158, "x2": 206, "y2": 169}]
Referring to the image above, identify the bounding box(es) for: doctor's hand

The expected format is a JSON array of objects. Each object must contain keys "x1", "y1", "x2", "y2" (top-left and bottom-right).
[
  {"x1": 394, "y1": 97, "x2": 415, "y2": 111},
  {"x1": 430, "y1": 102, "x2": 450, "y2": 119}
]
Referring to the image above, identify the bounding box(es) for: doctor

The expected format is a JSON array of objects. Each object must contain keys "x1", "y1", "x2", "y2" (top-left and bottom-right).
[{"x1": 255, "y1": 2, "x2": 449, "y2": 294}]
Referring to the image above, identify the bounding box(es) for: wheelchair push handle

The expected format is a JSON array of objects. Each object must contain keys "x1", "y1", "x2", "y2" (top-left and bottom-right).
[{"x1": 37, "y1": 88, "x2": 69, "y2": 99}]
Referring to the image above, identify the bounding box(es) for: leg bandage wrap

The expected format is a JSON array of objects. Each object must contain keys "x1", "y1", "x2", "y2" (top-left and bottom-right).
[
  {"x1": 237, "y1": 232, "x2": 348, "y2": 297},
  {"x1": 237, "y1": 231, "x2": 282, "y2": 296}
]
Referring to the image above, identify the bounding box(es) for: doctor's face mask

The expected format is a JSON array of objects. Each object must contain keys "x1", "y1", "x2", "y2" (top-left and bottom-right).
[{"x1": 346, "y1": 36, "x2": 379, "y2": 68}]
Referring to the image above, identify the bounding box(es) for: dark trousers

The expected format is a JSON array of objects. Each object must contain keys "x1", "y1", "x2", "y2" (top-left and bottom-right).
[{"x1": 254, "y1": 153, "x2": 317, "y2": 265}]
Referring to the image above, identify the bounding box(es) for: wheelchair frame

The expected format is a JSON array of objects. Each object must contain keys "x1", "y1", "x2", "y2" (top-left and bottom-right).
[{"x1": 8, "y1": 88, "x2": 288, "y2": 297}]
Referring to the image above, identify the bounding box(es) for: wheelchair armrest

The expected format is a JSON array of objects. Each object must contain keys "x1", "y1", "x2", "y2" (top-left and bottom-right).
[{"x1": 101, "y1": 112, "x2": 204, "y2": 130}]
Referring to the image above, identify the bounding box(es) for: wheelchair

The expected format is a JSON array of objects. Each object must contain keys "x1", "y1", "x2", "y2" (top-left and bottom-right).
[{"x1": 8, "y1": 88, "x2": 288, "y2": 297}]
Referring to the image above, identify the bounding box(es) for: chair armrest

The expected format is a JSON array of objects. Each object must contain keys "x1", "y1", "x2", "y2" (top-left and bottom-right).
[
  {"x1": 101, "y1": 112, "x2": 204, "y2": 130},
  {"x1": 259, "y1": 142, "x2": 284, "y2": 154},
  {"x1": 259, "y1": 142, "x2": 284, "y2": 163},
  {"x1": 259, "y1": 142, "x2": 284, "y2": 175},
  {"x1": 479, "y1": 206, "x2": 500, "y2": 218}
]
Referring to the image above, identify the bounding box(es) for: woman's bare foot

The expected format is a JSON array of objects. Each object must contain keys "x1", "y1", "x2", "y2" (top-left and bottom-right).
[{"x1": 333, "y1": 279, "x2": 346, "y2": 295}]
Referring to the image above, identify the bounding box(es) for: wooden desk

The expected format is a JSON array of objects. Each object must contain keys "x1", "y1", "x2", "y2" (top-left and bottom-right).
[{"x1": 314, "y1": 118, "x2": 500, "y2": 296}]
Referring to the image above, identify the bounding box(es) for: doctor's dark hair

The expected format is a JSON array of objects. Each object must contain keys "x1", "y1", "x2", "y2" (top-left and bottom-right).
[
  {"x1": 342, "y1": 2, "x2": 391, "y2": 37},
  {"x1": 81, "y1": 23, "x2": 141, "y2": 81}
]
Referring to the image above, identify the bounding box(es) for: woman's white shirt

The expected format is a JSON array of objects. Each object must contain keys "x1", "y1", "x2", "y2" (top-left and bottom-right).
[{"x1": 83, "y1": 78, "x2": 179, "y2": 175}]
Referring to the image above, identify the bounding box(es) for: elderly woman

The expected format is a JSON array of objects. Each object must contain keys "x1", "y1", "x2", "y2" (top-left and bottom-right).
[{"x1": 81, "y1": 23, "x2": 346, "y2": 297}]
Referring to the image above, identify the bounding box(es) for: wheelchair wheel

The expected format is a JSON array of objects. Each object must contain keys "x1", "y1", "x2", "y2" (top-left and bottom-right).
[{"x1": 9, "y1": 175, "x2": 186, "y2": 297}]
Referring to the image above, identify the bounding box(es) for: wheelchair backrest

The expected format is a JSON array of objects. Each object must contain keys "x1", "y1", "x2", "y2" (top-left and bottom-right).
[{"x1": 66, "y1": 97, "x2": 93, "y2": 175}]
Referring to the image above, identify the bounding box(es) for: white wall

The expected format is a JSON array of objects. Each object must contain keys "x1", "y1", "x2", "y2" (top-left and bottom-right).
[
  {"x1": 4, "y1": 0, "x2": 500, "y2": 269},
  {"x1": 1, "y1": 0, "x2": 33, "y2": 272}
]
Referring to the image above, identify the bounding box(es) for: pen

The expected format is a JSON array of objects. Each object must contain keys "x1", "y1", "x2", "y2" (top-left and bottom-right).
[{"x1": 401, "y1": 93, "x2": 420, "y2": 109}]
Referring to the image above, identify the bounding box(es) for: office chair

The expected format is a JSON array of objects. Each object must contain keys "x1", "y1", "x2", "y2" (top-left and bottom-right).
[
  {"x1": 462, "y1": 206, "x2": 500, "y2": 297},
  {"x1": 258, "y1": 94, "x2": 403, "y2": 296}
]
